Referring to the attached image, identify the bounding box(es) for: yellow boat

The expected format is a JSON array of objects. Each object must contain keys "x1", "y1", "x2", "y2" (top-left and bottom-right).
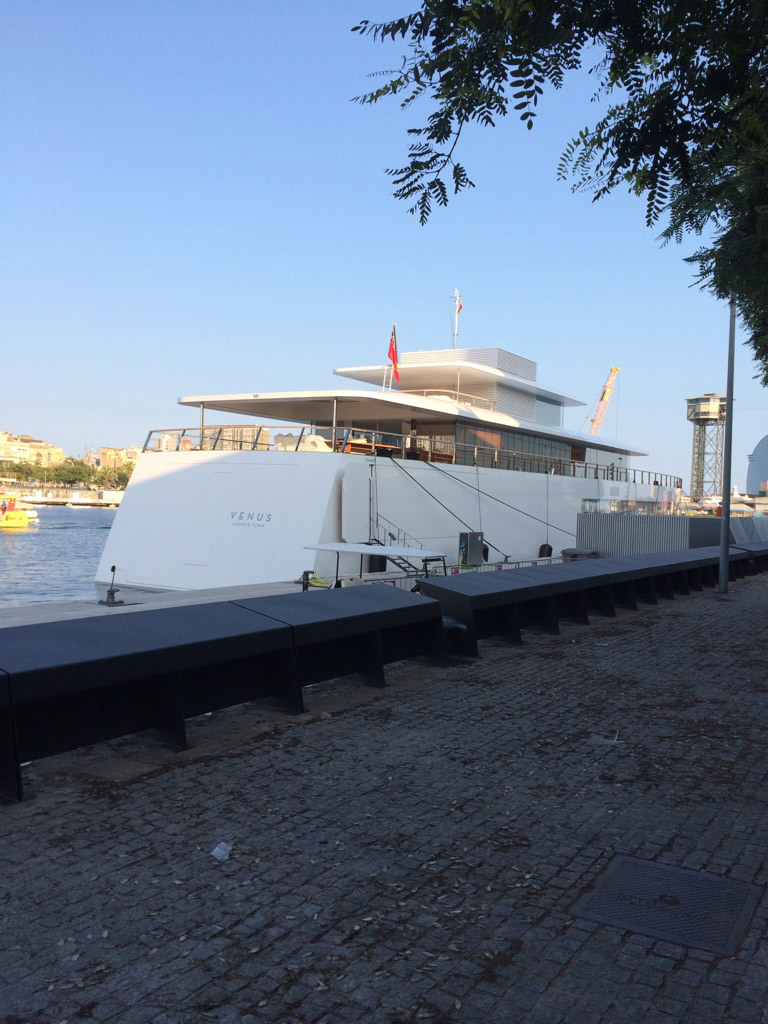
[
  {"x1": 0, "y1": 496, "x2": 38, "y2": 529},
  {"x1": 0, "y1": 508, "x2": 30, "y2": 529}
]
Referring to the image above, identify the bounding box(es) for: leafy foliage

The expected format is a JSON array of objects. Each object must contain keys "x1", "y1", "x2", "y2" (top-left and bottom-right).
[
  {"x1": 354, "y1": 0, "x2": 768, "y2": 379},
  {"x1": 0, "y1": 458, "x2": 135, "y2": 487}
]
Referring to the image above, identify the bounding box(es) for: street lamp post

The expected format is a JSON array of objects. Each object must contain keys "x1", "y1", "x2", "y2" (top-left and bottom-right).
[{"x1": 718, "y1": 298, "x2": 737, "y2": 594}]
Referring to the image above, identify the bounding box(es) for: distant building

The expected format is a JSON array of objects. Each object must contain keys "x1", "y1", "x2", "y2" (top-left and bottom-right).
[
  {"x1": 96, "y1": 445, "x2": 142, "y2": 469},
  {"x1": 746, "y1": 434, "x2": 768, "y2": 494},
  {"x1": 0, "y1": 430, "x2": 66, "y2": 466}
]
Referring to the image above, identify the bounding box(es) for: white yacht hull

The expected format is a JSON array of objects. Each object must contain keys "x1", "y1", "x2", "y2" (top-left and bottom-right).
[{"x1": 95, "y1": 450, "x2": 677, "y2": 592}]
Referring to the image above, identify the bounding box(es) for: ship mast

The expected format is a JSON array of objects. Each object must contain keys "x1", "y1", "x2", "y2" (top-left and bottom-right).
[{"x1": 452, "y1": 289, "x2": 463, "y2": 349}]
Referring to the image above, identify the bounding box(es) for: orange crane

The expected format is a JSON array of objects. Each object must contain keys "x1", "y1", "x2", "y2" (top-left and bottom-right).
[{"x1": 589, "y1": 367, "x2": 620, "y2": 435}]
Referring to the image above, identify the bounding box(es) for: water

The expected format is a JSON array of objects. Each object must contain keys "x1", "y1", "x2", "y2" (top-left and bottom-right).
[{"x1": 0, "y1": 505, "x2": 116, "y2": 607}]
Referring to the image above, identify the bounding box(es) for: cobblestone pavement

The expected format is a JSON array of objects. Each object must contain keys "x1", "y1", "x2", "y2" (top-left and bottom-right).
[{"x1": 3, "y1": 575, "x2": 768, "y2": 1024}]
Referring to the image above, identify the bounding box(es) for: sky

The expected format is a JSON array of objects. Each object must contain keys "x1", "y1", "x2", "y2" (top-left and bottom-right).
[{"x1": 3, "y1": 0, "x2": 766, "y2": 492}]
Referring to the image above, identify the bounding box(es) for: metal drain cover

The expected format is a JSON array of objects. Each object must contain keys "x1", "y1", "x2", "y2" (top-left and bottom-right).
[{"x1": 573, "y1": 855, "x2": 762, "y2": 954}]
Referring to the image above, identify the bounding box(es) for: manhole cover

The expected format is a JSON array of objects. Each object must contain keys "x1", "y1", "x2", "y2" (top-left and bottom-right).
[{"x1": 573, "y1": 855, "x2": 762, "y2": 954}]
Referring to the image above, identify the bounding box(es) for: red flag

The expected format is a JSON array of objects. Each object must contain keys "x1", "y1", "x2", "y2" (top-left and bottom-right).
[{"x1": 388, "y1": 326, "x2": 400, "y2": 382}]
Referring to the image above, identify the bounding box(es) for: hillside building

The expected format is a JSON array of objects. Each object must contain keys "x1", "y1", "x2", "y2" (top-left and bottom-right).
[
  {"x1": 95, "y1": 446, "x2": 143, "y2": 469},
  {"x1": 0, "y1": 430, "x2": 66, "y2": 466}
]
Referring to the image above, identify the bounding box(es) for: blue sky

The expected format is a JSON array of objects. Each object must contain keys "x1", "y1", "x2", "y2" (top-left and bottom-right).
[{"x1": 3, "y1": 0, "x2": 766, "y2": 491}]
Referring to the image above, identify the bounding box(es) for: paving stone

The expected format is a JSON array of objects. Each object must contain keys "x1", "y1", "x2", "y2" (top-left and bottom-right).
[
  {"x1": 656, "y1": 996, "x2": 690, "y2": 1015},
  {"x1": 633, "y1": 966, "x2": 666, "y2": 988},
  {"x1": 727, "y1": 995, "x2": 764, "y2": 1022}
]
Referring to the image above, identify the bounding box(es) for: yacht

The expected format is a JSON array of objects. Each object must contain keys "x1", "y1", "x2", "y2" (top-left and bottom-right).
[{"x1": 96, "y1": 345, "x2": 682, "y2": 593}]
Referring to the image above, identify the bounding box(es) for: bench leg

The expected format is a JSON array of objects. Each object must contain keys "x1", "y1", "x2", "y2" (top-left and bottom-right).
[
  {"x1": 459, "y1": 619, "x2": 480, "y2": 657},
  {"x1": 426, "y1": 619, "x2": 451, "y2": 665},
  {"x1": 359, "y1": 632, "x2": 387, "y2": 688},
  {"x1": 497, "y1": 604, "x2": 523, "y2": 644},
  {"x1": 701, "y1": 564, "x2": 716, "y2": 588},
  {"x1": 443, "y1": 597, "x2": 479, "y2": 657},
  {"x1": 589, "y1": 584, "x2": 616, "y2": 618},
  {"x1": 613, "y1": 581, "x2": 637, "y2": 611},
  {"x1": 281, "y1": 648, "x2": 305, "y2": 714},
  {"x1": 687, "y1": 568, "x2": 703, "y2": 592},
  {"x1": 524, "y1": 596, "x2": 559, "y2": 635},
  {"x1": 557, "y1": 592, "x2": 589, "y2": 626},
  {"x1": 671, "y1": 571, "x2": 690, "y2": 595},
  {"x1": 635, "y1": 577, "x2": 658, "y2": 605},
  {"x1": 151, "y1": 671, "x2": 188, "y2": 751},
  {"x1": 256, "y1": 648, "x2": 304, "y2": 715},
  {"x1": 0, "y1": 675, "x2": 23, "y2": 803}
]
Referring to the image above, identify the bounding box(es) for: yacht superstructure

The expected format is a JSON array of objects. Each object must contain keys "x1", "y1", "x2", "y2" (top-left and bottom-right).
[{"x1": 96, "y1": 346, "x2": 682, "y2": 593}]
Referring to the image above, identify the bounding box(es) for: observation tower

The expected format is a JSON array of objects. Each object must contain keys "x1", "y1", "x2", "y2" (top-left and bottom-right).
[{"x1": 686, "y1": 394, "x2": 726, "y2": 501}]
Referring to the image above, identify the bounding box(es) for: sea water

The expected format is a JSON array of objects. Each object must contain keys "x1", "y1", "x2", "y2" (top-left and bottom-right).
[{"x1": 0, "y1": 505, "x2": 116, "y2": 607}]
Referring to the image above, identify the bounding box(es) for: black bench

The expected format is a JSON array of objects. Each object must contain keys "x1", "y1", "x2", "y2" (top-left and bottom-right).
[
  {"x1": 418, "y1": 547, "x2": 747, "y2": 656},
  {"x1": 731, "y1": 542, "x2": 768, "y2": 574},
  {"x1": 232, "y1": 585, "x2": 447, "y2": 690},
  {"x1": 0, "y1": 602, "x2": 298, "y2": 802},
  {"x1": 0, "y1": 586, "x2": 447, "y2": 803}
]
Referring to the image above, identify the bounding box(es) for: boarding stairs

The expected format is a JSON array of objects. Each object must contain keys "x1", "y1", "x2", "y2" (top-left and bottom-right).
[{"x1": 372, "y1": 516, "x2": 446, "y2": 577}]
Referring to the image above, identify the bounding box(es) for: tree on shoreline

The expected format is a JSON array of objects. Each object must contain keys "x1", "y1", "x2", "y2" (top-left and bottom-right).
[
  {"x1": 0, "y1": 458, "x2": 135, "y2": 488},
  {"x1": 97, "y1": 463, "x2": 134, "y2": 490},
  {"x1": 354, "y1": 1, "x2": 768, "y2": 380}
]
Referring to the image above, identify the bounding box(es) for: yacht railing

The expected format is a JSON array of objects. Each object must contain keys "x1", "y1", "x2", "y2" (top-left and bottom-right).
[
  {"x1": 373, "y1": 513, "x2": 425, "y2": 550},
  {"x1": 397, "y1": 388, "x2": 495, "y2": 410},
  {"x1": 143, "y1": 425, "x2": 683, "y2": 489}
]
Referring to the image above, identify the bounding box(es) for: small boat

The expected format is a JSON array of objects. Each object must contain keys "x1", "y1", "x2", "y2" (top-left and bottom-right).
[
  {"x1": 0, "y1": 493, "x2": 39, "y2": 524},
  {"x1": 1, "y1": 509, "x2": 29, "y2": 529},
  {"x1": 0, "y1": 497, "x2": 38, "y2": 529}
]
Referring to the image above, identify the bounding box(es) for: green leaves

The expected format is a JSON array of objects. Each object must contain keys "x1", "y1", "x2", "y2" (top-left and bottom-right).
[
  {"x1": 355, "y1": 2, "x2": 556, "y2": 220},
  {"x1": 386, "y1": 125, "x2": 475, "y2": 222},
  {"x1": 355, "y1": 0, "x2": 768, "y2": 375}
]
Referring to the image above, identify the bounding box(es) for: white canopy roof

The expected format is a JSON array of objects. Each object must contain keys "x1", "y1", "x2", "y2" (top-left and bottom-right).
[{"x1": 178, "y1": 388, "x2": 646, "y2": 456}]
